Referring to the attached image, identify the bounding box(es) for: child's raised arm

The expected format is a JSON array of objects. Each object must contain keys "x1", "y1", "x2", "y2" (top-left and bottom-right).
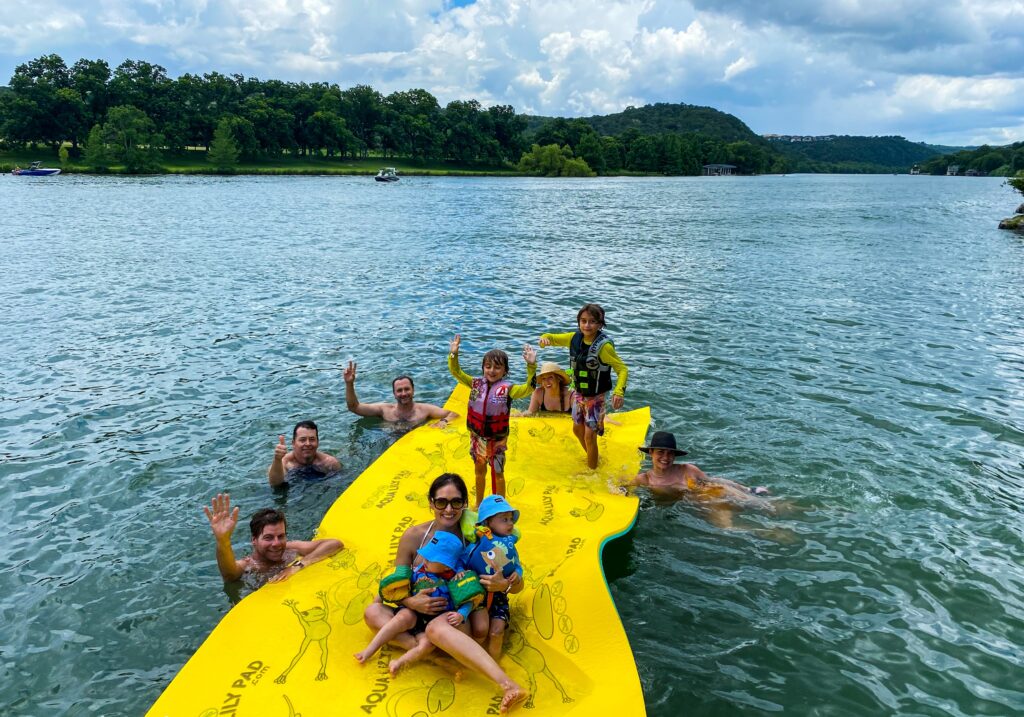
[
  {"x1": 508, "y1": 345, "x2": 537, "y2": 399},
  {"x1": 538, "y1": 332, "x2": 574, "y2": 348},
  {"x1": 447, "y1": 334, "x2": 474, "y2": 387}
]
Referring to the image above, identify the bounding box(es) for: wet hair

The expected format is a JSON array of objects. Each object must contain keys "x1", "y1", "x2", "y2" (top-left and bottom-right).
[
  {"x1": 428, "y1": 473, "x2": 469, "y2": 502},
  {"x1": 577, "y1": 303, "x2": 606, "y2": 328},
  {"x1": 250, "y1": 508, "x2": 287, "y2": 538},
  {"x1": 481, "y1": 349, "x2": 510, "y2": 375},
  {"x1": 292, "y1": 420, "x2": 318, "y2": 440},
  {"x1": 392, "y1": 375, "x2": 414, "y2": 391}
]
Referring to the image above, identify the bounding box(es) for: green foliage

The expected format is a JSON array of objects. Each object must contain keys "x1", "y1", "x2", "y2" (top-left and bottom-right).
[
  {"x1": 103, "y1": 104, "x2": 163, "y2": 173},
  {"x1": 528, "y1": 103, "x2": 765, "y2": 145},
  {"x1": 526, "y1": 108, "x2": 785, "y2": 176},
  {"x1": 7, "y1": 53, "x2": 1020, "y2": 178},
  {"x1": 561, "y1": 157, "x2": 595, "y2": 177},
  {"x1": 0, "y1": 54, "x2": 532, "y2": 167},
  {"x1": 576, "y1": 132, "x2": 606, "y2": 175},
  {"x1": 518, "y1": 143, "x2": 595, "y2": 177},
  {"x1": 919, "y1": 141, "x2": 1024, "y2": 177},
  {"x1": 773, "y1": 135, "x2": 942, "y2": 172},
  {"x1": 207, "y1": 117, "x2": 240, "y2": 171},
  {"x1": 58, "y1": 144, "x2": 69, "y2": 166},
  {"x1": 83, "y1": 123, "x2": 109, "y2": 170},
  {"x1": 1008, "y1": 171, "x2": 1024, "y2": 197}
]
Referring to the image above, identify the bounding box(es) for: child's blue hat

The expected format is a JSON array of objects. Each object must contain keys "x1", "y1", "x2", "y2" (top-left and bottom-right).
[
  {"x1": 417, "y1": 530, "x2": 463, "y2": 570},
  {"x1": 476, "y1": 495, "x2": 520, "y2": 525}
]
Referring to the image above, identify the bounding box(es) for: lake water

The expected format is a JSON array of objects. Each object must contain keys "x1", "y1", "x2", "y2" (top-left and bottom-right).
[{"x1": 2, "y1": 173, "x2": 1023, "y2": 716}]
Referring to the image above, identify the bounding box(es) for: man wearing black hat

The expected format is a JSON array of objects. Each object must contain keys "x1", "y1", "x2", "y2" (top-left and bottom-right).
[{"x1": 630, "y1": 432, "x2": 769, "y2": 519}]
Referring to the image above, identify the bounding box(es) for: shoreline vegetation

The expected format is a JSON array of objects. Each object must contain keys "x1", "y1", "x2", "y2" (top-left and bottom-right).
[
  {"x1": 2, "y1": 54, "x2": 1022, "y2": 179},
  {"x1": 0, "y1": 150, "x2": 523, "y2": 176}
]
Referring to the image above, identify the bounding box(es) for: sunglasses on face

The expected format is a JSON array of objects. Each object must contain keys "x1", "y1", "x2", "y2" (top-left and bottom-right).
[{"x1": 431, "y1": 497, "x2": 465, "y2": 510}]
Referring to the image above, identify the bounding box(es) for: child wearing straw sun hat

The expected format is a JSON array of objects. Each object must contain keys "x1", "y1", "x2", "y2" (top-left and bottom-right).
[{"x1": 525, "y1": 361, "x2": 572, "y2": 415}]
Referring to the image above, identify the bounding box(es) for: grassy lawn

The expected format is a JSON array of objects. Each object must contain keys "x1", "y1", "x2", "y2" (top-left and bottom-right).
[{"x1": 0, "y1": 147, "x2": 520, "y2": 176}]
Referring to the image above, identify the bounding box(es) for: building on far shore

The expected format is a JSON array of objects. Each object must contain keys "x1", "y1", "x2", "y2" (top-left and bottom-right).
[
  {"x1": 947, "y1": 164, "x2": 960, "y2": 176},
  {"x1": 910, "y1": 165, "x2": 921, "y2": 175},
  {"x1": 703, "y1": 164, "x2": 737, "y2": 176}
]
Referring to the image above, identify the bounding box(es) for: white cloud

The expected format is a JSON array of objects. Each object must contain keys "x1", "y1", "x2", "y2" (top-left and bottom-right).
[
  {"x1": 0, "y1": 0, "x2": 1022, "y2": 144},
  {"x1": 723, "y1": 55, "x2": 755, "y2": 81},
  {"x1": 891, "y1": 74, "x2": 1024, "y2": 113},
  {"x1": 0, "y1": 2, "x2": 86, "y2": 51}
]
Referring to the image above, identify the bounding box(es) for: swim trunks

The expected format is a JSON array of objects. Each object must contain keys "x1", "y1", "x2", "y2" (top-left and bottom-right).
[
  {"x1": 572, "y1": 392, "x2": 606, "y2": 434},
  {"x1": 488, "y1": 591, "x2": 511, "y2": 623},
  {"x1": 470, "y1": 434, "x2": 508, "y2": 475}
]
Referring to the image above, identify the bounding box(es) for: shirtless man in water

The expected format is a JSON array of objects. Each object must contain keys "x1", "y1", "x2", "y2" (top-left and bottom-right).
[
  {"x1": 204, "y1": 493, "x2": 343, "y2": 586},
  {"x1": 344, "y1": 361, "x2": 458, "y2": 427},
  {"x1": 630, "y1": 431, "x2": 770, "y2": 528},
  {"x1": 267, "y1": 420, "x2": 342, "y2": 487}
]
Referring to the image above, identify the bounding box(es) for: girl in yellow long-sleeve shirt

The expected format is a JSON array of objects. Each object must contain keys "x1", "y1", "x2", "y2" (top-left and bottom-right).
[{"x1": 539, "y1": 303, "x2": 628, "y2": 469}]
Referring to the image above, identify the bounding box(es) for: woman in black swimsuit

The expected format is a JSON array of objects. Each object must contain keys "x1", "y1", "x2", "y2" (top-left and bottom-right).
[{"x1": 524, "y1": 362, "x2": 571, "y2": 415}]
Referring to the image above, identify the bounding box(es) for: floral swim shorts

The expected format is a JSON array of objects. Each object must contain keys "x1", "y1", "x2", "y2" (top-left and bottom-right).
[
  {"x1": 470, "y1": 434, "x2": 508, "y2": 474},
  {"x1": 571, "y1": 392, "x2": 606, "y2": 435}
]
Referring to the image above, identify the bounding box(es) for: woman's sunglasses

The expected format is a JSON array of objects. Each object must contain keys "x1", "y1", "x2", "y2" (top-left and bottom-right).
[{"x1": 431, "y1": 497, "x2": 466, "y2": 510}]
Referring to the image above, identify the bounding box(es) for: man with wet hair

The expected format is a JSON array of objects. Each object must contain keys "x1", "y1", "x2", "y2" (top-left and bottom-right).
[
  {"x1": 343, "y1": 360, "x2": 458, "y2": 427},
  {"x1": 204, "y1": 493, "x2": 343, "y2": 586},
  {"x1": 267, "y1": 420, "x2": 341, "y2": 487}
]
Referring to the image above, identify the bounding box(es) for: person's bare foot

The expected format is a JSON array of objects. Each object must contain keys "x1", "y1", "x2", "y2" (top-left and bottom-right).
[
  {"x1": 353, "y1": 650, "x2": 372, "y2": 664},
  {"x1": 387, "y1": 655, "x2": 406, "y2": 677},
  {"x1": 499, "y1": 680, "x2": 527, "y2": 713}
]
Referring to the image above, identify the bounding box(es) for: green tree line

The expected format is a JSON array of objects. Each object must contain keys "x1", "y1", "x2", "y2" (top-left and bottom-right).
[
  {"x1": 0, "y1": 53, "x2": 791, "y2": 176},
  {"x1": 0, "y1": 54, "x2": 528, "y2": 169},
  {"x1": 917, "y1": 141, "x2": 1024, "y2": 176},
  {"x1": 772, "y1": 135, "x2": 943, "y2": 173},
  {"x1": 15, "y1": 53, "x2": 1017, "y2": 177},
  {"x1": 523, "y1": 117, "x2": 785, "y2": 175}
]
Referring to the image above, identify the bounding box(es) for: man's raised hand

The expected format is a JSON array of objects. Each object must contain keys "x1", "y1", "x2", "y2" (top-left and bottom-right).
[{"x1": 204, "y1": 493, "x2": 239, "y2": 539}]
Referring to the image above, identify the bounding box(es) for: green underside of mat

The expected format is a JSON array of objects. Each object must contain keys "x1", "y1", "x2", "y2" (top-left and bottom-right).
[{"x1": 149, "y1": 384, "x2": 650, "y2": 716}]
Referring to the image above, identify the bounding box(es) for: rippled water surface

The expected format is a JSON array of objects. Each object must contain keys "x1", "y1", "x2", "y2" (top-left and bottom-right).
[{"x1": 2, "y1": 174, "x2": 1023, "y2": 716}]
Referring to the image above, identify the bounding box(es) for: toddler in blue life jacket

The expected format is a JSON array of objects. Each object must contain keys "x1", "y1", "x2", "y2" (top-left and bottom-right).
[
  {"x1": 356, "y1": 531, "x2": 482, "y2": 676},
  {"x1": 448, "y1": 334, "x2": 537, "y2": 508},
  {"x1": 462, "y1": 494, "x2": 523, "y2": 660}
]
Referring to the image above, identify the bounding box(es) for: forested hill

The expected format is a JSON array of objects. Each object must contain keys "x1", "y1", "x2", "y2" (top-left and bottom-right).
[
  {"x1": 770, "y1": 135, "x2": 948, "y2": 172},
  {"x1": 526, "y1": 102, "x2": 764, "y2": 145}
]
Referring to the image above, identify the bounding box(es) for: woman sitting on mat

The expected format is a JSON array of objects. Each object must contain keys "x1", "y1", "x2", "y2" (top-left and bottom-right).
[{"x1": 363, "y1": 472, "x2": 527, "y2": 712}]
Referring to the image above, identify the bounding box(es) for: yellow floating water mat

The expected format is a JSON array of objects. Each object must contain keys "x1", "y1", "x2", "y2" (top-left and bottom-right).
[{"x1": 149, "y1": 385, "x2": 650, "y2": 716}]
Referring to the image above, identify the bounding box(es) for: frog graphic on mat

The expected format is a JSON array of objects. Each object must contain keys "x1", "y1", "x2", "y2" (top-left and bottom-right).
[{"x1": 275, "y1": 591, "x2": 331, "y2": 683}]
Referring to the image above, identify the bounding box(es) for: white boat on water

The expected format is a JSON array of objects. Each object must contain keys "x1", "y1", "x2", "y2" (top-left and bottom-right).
[
  {"x1": 374, "y1": 167, "x2": 399, "y2": 182},
  {"x1": 12, "y1": 161, "x2": 61, "y2": 176}
]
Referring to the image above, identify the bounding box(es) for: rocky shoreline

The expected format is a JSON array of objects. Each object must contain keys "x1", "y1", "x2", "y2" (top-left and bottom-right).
[{"x1": 999, "y1": 203, "x2": 1024, "y2": 231}]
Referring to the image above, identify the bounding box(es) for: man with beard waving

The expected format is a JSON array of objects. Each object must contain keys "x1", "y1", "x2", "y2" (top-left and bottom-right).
[{"x1": 344, "y1": 360, "x2": 458, "y2": 428}]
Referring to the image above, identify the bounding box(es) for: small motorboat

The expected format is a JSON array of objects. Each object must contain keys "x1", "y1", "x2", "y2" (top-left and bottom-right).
[
  {"x1": 374, "y1": 167, "x2": 399, "y2": 182},
  {"x1": 12, "y1": 161, "x2": 61, "y2": 176}
]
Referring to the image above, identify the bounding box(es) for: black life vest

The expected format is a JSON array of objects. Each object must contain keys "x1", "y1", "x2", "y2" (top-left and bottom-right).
[{"x1": 569, "y1": 330, "x2": 613, "y2": 396}]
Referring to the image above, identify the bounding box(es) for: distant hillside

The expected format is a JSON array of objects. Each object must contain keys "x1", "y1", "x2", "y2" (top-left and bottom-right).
[
  {"x1": 923, "y1": 142, "x2": 973, "y2": 155},
  {"x1": 917, "y1": 141, "x2": 1024, "y2": 176},
  {"x1": 526, "y1": 102, "x2": 766, "y2": 145},
  {"x1": 770, "y1": 135, "x2": 944, "y2": 171}
]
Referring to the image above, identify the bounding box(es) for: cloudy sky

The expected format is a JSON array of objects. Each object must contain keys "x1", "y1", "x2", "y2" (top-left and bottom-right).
[{"x1": 2, "y1": 0, "x2": 1022, "y2": 145}]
